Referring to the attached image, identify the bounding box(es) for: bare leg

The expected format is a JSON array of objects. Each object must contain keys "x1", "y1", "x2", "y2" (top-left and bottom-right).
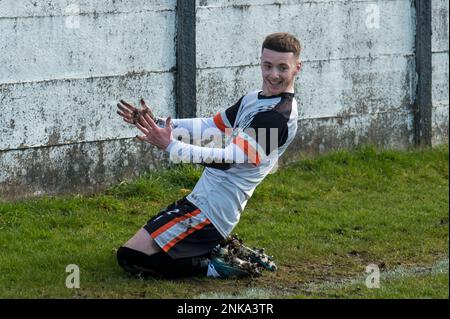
[{"x1": 123, "y1": 228, "x2": 162, "y2": 256}]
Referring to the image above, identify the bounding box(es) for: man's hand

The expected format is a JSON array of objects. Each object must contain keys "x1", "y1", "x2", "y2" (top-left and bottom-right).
[
  {"x1": 116, "y1": 98, "x2": 156, "y2": 126},
  {"x1": 135, "y1": 113, "x2": 173, "y2": 150}
]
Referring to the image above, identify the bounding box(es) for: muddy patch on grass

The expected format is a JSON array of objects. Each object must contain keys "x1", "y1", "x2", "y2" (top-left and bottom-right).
[{"x1": 193, "y1": 258, "x2": 449, "y2": 299}]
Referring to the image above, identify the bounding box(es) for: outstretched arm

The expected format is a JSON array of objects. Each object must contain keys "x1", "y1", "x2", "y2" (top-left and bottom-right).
[
  {"x1": 116, "y1": 98, "x2": 253, "y2": 167},
  {"x1": 134, "y1": 110, "x2": 251, "y2": 167},
  {"x1": 117, "y1": 98, "x2": 222, "y2": 138}
]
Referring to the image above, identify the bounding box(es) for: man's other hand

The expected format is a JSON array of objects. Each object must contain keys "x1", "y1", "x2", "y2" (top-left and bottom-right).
[{"x1": 116, "y1": 98, "x2": 156, "y2": 126}]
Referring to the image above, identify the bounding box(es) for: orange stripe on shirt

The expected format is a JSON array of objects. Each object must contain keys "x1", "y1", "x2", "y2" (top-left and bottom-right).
[
  {"x1": 232, "y1": 136, "x2": 261, "y2": 166},
  {"x1": 213, "y1": 113, "x2": 227, "y2": 132},
  {"x1": 162, "y1": 219, "x2": 212, "y2": 252},
  {"x1": 150, "y1": 209, "x2": 201, "y2": 239}
]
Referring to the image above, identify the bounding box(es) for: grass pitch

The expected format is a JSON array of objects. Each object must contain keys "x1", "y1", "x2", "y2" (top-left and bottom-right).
[{"x1": 0, "y1": 145, "x2": 448, "y2": 298}]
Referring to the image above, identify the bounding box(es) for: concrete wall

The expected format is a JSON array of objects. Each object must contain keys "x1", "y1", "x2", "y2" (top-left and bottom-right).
[
  {"x1": 431, "y1": 0, "x2": 449, "y2": 146},
  {"x1": 196, "y1": 0, "x2": 418, "y2": 155},
  {"x1": 0, "y1": 0, "x2": 448, "y2": 198},
  {"x1": 0, "y1": 0, "x2": 177, "y2": 198}
]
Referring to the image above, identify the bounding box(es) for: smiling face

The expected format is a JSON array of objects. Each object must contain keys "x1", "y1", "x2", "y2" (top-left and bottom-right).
[{"x1": 260, "y1": 48, "x2": 302, "y2": 97}]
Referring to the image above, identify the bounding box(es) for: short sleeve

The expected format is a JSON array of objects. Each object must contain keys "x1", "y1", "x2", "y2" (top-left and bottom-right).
[{"x1": 213, "y1": 96, "x2": 244, "y2": 133}]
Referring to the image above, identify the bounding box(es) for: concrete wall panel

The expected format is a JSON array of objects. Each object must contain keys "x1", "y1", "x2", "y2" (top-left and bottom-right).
[
  {"x1": 195, "y1": 0, "x2": 417, "y2": 153},
  {"x1": 0, "y1": 72, "x2": 176, "y2": 150},
  {"x1": 0, "y1": 9, "x2": 176, "y2": 84}
]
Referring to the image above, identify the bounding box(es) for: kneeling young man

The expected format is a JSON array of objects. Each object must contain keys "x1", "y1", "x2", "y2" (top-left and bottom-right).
[{"x1": 116, "y1": 32, "x2": 302, "y2": 279}]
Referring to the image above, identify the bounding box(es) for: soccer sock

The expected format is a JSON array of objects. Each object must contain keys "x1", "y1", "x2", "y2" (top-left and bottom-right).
[
  {"x1": 117, "y1": 246, "x2": 209, "y2": 278},
  {"x1": 206, "y1": 261, "x2": 222, "y2": 278}
]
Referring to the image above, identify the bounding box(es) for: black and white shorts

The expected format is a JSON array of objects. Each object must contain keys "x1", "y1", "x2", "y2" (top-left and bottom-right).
[{"x1": 143, "y1": 197, "x2": 224, "y2": 259}]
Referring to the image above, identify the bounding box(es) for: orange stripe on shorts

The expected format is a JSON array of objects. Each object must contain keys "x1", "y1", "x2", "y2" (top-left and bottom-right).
[
  {"x1": 150, "y1": 209, "x2": 201, "y2": 239},
  {"x1": 161, "y1": 219, "x2": 212, "y2": 252}
]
